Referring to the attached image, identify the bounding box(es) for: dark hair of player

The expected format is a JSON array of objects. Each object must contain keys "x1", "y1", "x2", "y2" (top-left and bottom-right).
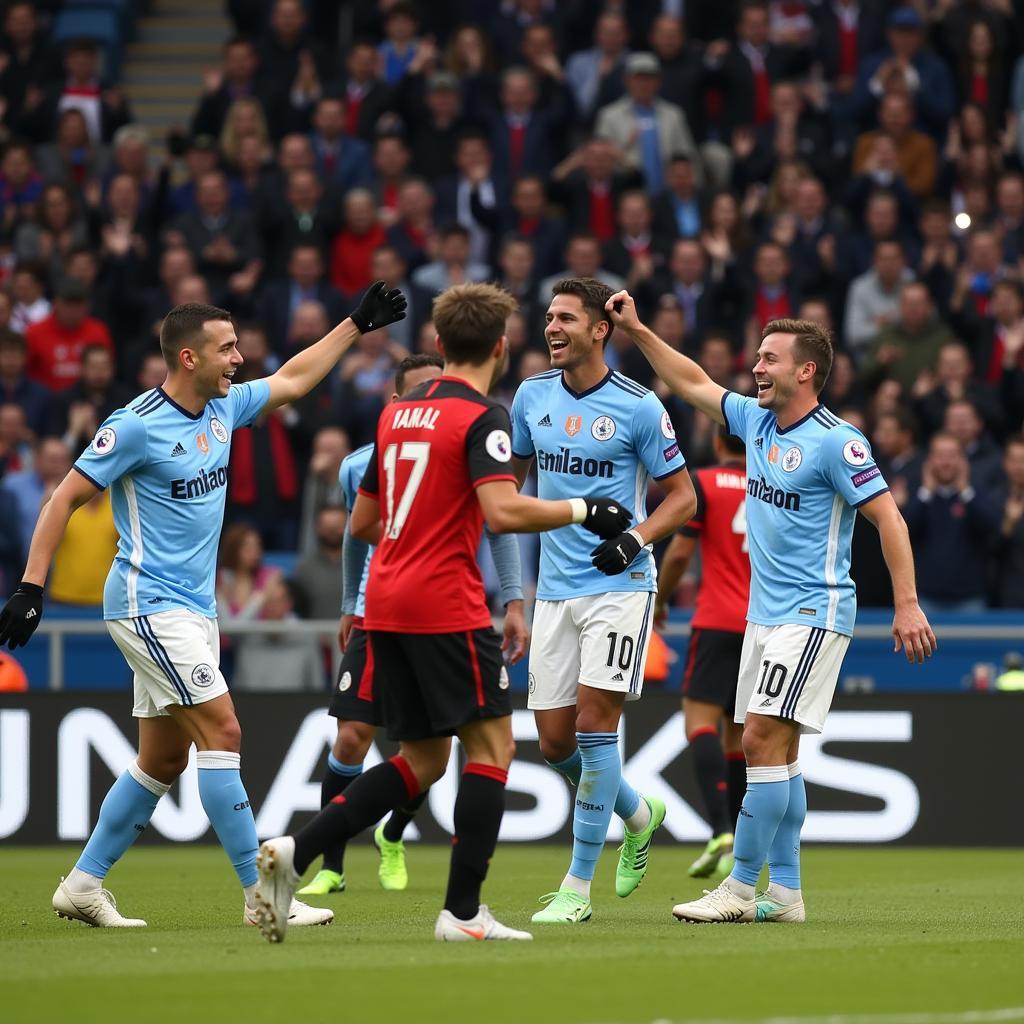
[
  {"x1": 762, "y1": 317, "x2": 834, "y2": 394},
  {"x1": 718, "y1": 426, "x2": 746, "y2": 456},
  {"x1": 550, "y1": 277, "x2": 615, "y2": 347},
  {"x1": 395, "y1": 353, "x2": 443, "y2": 394},
  {"x1": 431, "y1": 283, "x2": 518, "y2": 366},
  {"x1": 160, "y1": 302, "x2": 233, "y2": 369}
]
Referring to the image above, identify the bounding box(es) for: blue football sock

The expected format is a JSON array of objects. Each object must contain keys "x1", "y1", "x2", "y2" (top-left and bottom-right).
[
  {"x1": 76, "y1": 762, "x2": 169, "y2": 879},
  {"x1": 568, "y1": 733, "x2": 621, "y2": 882},
  {"x1": 730, "y1": 765, "x2": 791, "y2": 887},
  {"x1": 546, "y1": 746, "x2": 641, "y2": 821},
  {"x1": 767, "y1": 763, "x2": 806, "y2": 890},
  {"x1": 197, "y1": 751, "x2": 259, "y2": 888}
]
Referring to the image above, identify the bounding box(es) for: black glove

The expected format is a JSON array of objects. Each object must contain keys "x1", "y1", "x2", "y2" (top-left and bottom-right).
[
  {"x1": 591, "y1": 532, "x2": 643, "y2": 575},
  {"x1": 0, "y1": 582, "x2": 44, "y2": 649},
  {"x1": 350, "y1": 279, "x2": 408, "y2": 333},
  {"x1": 580, "y1": 496, "x2": 632, "y2": 539}
]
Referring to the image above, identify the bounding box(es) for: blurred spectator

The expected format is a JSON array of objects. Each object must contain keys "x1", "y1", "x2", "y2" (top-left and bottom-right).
[
  {"x1": 13, "y1": 182, "x2": 90, "y2": 284},
  {"x1": 258, "y1": 0, "x2": 333, "y2": 99},
  {"x1": 602, "y1": 189, "x2": 667, "y2": 290},
  {"x1": 341, "y1": 40, "x2": 391, "y2": 142},
  {"x1": 854, "y1": 6, "x2": 955, "y2": 138},
  {"x1": 259, "y1": 244, "x2": 344, "y2": 355},
  {"x1": 233, "y1": 575, "x2": 326, "y2": 691},
  {"x1": 219, "y1": 97, "x2": 271, "y2": 169},
  {"x1": 49, "y1": 344, "x2": 134, "y2": 454},
  {"x1": 916, "y1": 199, "x2": 959, "y2": 314},
  {"x1": 2, "y1": 435, "x2": 70, "y2": 555},
  {"x1": 0, "y1": 329, "x2": 49, "y2": 436},
  {"x1": 742, "y1": 241, "x2": 797, "y2": 361},
  {"x1": 653, "y1": 154, "x2": 703, "y2": 242},
  {"x1": 378, "y1": 1, "x2": 420, "y2": 86},
  {"x1": 852, "y1": 92, "x2": 937, "y2": 200},
  {"x1": 49, "y1": 490, "x2": 117, "y2": 606},
  {"x1": 844, "y1": 239, "x2": 914, "y2": 364},
  {"x1": 335, "y1": 327, "x2": 409, "y2": 448},
  {"x1": 0, "y1": 141, "x2": 44, "y2": 230},
  {"x1": 953, "y1": 18, "x2": 1008, "y2": 124},
  {"x1": 296, "y1": 425, "x2": 347, "y2": 554},
  {"x1": 550, "y1": 135, "x2": 644, "y2": 241},
  {"x1": 216, "y1": 522, "x2": 282, "y2": 621},
  {"x1": 903, "y1": 431, "x2": 1000, "y2": 614},
  {"x1": 167, "y1": 133, "x2": 241, "y2": 217},
  {"x1": 291, "y1": 504, "x2": 345, "y2": 620},
  {"x1": 411, "y1": 224, "x2": 488, "y2": 296},
  {"x1": 174, "y1": 170, "x2": 262, "y2": 302},
  {"x1": 872, "y1": 408, "x2": 923, "y2": 507},
  {"x1": 495, "y1": 236, "x2": 539, "y2": 336},
  {"x1": 489, "y1": 65, "x2": 567, "y2": 187},
  {"x1": 35, "y1": 108, "x2": 111, "y2": 194},
  {"x1": 370, "y1": 134, "x2": 411, "y2": 226},
  {"x1": 225, "y1": 326, "x2": 301, "y2": 547},
  {"x1": 191, "y1": 36, "x2": 280, "y2": 142},
  {"x1": 0, "y1": 2, "x2": 60, "y2": 129},
  {"x1": 260, "y1": 167, "x2": 337, "y2": 277},
  {"x1": 25, "y1": 277, "x2": 114, "y2": 392},
  {"x1": 914, "y1": 341, "x2": 1004, "y2": 440},
  {"x1": 405, "y1": 71, "x2": 466, "y2": 181},
  {"x1": 537, "y1": 233, "x2": 624, "y2": 303},
  {"x1": 950, "y1": 229, "x2": 1012, "y2": 323},
  {"x1": 368, "y1": 246, "x2": 415, "y2": 350},
  {"x1": 435, "y1": 129, "x2": 501, "y2": 267},
  {"x1": 994, "y1": 435, "x2": 1024, "y2": 607},
  {"x1": 386, "y1": 177, "x2": 435, "y2": 271},
  {"x1": 565, "y1": 10, "x2": 629, "y2": 121},
  {"x1": 994, "y1": 172, "x2": 1024, "y2": 265},
  {"x1": 309, "y1": 95, "x2": 371, "y2": 195},
  {"x1": 863, "y1": 282, "x2": 954, "y2": 392},
  {"x1": 503, "y1": 175, "x2": 564, "y2": 279},
  {"x1": 109, "y1": 124, "x2": 155, "y2": 202},
  {"x1": 595, "y1": 52, "x2": 701, "y2": 195},
  {"x1": 0, "y1": 401, "x2": 33, "y2": 474},
  {"x1": 329, "y1": 188, "x2": 387, "y2": 299},
  {"x1": 942, "y1": 398, "x2": 1005, "y2": 494}
]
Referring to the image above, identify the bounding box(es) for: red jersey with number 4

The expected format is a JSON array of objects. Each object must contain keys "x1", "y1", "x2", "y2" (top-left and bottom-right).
[
  {"x1": 679, "y1": 464, "x2": 750, "y2": 633},
  {"x1": 358, "y1": 375, "x2": 517, "y2": 633}
]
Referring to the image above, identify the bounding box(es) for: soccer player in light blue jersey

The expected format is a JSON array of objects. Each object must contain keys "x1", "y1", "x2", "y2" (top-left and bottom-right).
[
  {"x1": 511, "y1": 278, "x2": 696, "y2": 924},
  {"x1": 299, "y1": 353, "x2": 529, "y2": 897},
  {"x1": 607, "y1": 292, "x2": 936, "y2": 924},
  {"x1": 0, "y1": 283, "x2": 408, "y2": 928}
]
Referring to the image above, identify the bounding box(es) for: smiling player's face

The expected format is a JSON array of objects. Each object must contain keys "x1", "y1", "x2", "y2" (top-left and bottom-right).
[
  {"x1": 752, "y1": 332, "x2": 809, "y2": 411},
  {"x1": 544, "y1": 293, "x2": 604, "y2": 373},
  {"x1": 194, "y1": 319, "x2": 243, "y2": 399}
]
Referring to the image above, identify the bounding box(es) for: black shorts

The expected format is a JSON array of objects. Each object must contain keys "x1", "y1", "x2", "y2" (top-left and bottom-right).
[
  {"x1": 368, "y1": 627, "x2": 512, "y2": 742},
  {"x1": 327, "y1": 626, "x2": 381, "y2": 726},
  {"x1": 681, "y1": 627, "x2": 744, "y2": 715}
]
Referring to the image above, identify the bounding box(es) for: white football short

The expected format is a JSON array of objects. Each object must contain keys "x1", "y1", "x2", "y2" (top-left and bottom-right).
[
  {"x1": 107, "y1": 608, "x2": 229, "y2": 718},
  {"x1": 735, "y1": 622, "x2": 850, "y2": 735},
  {"x1": 527, "y1": 591, "x2": 655, "y2": 710}
]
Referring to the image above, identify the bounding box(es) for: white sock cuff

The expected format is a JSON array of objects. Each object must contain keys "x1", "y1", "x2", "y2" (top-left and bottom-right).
[
  {"x1": 128, "y1": 761, "x2": 171, "y2": 797},
  {"x1": 787, "y1": 760, "x2": 801, "y2": 779},
  {"x1": 196, "y1": 750, "x2": 241, "y2": 770},
  {"x1": 746, "y1": 765, "x2": 790, "y2": 784}
]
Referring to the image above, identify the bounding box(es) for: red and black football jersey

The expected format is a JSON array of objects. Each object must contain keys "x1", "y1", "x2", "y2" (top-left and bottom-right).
[
  {"x1": 358, "y1": 376, "x2": 517, "y2": 633},
  {"x1": 680, "y1": 463, "x2": 750, "y2": 633}
]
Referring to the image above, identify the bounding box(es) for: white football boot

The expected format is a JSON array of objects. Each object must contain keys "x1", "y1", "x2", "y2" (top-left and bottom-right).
[
  {"x1": 672, "y1": 879, "x2": 756, "y2": 923},
  {"x1": 52, "y1": 878, "x2": 147, "y2": 927},
  {"x1": 435, "y1": 904, "x2": 533, "y2": 942}
]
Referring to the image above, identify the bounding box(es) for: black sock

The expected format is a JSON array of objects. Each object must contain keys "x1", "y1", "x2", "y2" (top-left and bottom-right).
[
  {"x1": 726, "y1": 752, "x2": 747, "y2": 831},
  {"x1": 382, "y1": 789, "x2": 429, "y2": 843},
  {"x1": 293, "y1": 757, "x2": 419, "y2": 875},
  {"x1": 443, "y1": 764, "x2": 506, "y2": 920},
  {"x1": 689, "y1": 729, "x2": 731, "y2": 836},
  {"x1": 319, "y1": 764, "x2": 359, "y2": 874}
]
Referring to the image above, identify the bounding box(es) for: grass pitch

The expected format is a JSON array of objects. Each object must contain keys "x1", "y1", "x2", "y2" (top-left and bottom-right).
[{"x1": 1, "y1": 845, "x2": 1021, "y2": 1024}]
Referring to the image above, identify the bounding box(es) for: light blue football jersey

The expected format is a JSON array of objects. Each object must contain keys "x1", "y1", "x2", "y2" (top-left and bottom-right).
[
  {"x1": 339, "y1": 442, "x2": 373, "y2": 618},
  {"x1": 721, "y1": 393, "x2": 890, "y2": 636},
  {"x1": 511, "y1": 368, "x2": 686, "y2": 600},
  {"x1": 73, "y1": 382, "x2": 271, "y2": 620}
]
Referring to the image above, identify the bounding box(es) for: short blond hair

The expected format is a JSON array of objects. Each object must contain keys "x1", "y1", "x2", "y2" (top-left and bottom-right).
[
  {"x1": 432, "y1": 283, "x2": 518, "y2": 365},
  {"x1": 763, "y1": 318, "x2": 834, "y2": 393}
]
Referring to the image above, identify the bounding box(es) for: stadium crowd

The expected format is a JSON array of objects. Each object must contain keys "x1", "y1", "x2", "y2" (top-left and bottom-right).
[{"x1": 1, "y1": 0, "x2": 1023, "y2": 684}]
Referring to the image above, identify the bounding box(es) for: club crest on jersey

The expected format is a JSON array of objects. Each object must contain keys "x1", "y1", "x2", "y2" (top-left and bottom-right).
[
  {"x1": 591, "y1": 415, "x2": 616, "y2": 441},
  {"x1": 782, "y1": 446, "x2": 802, "y2": 472},
  {"x1": 767, "y1": 444, "x2": 779, "y2": 464},
  {"x1": 661, "y1": 412, "x2": 675, "y2": 439},
  {"x1": 90, "y1": 427, "x2": 116, "y2": 455},
  {"x1": 843, "y1": 439, "x2": 869, "y2": 466},
  {"x1": 210, "y1": 417, "x2": 229, "y2": 444},
  {"x1": 565, "y1": 415, "x2": 582, "y2": 437},
  {"x1": 196, "y1": 432, "x2": 209, "y2": 454}
]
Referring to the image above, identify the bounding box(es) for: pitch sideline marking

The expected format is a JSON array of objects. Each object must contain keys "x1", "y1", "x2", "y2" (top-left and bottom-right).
[{"x1": 589, "y1": 1009, "x2": 1024, "y2": 1024}]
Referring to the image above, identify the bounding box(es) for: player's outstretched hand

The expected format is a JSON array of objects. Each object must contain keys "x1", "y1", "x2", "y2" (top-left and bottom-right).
[
  {"x1": 0, "y1": 582, "x2": 43, "y2": 649},
  {"x1": 351, "y1": 280, "x2": 408, "y2": 333},
  {"x1": 591, "y1": 531, "x2": 643, "y2": 575},
  {"x1": 604, "y1": 290, "x2": 641, "y2": 332},
  {"x1": 892, "y1": 602, "x2": 937, "y2": 665},
  {"x1": 580, "y1": 496, "x2": 632, "y2": 539}
]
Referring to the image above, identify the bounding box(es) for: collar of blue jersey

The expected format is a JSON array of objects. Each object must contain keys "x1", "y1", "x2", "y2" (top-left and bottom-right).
[
  {"x1": 776, "y1": 402, "x2": 824, "y2": 435},
  {"x1": 560, "y1": 366, "x2": 613, "y2": 400},
  {"x1": 157, "y1": 386, "x2": 204, "y2": 421}
]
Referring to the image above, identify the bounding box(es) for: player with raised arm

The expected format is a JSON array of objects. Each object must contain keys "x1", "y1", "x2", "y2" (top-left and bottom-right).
[
  {"x1": 605, "y1": 291, "x2": 936, "y2": 924},
  {"x1": 654, "y1": 428, "x2": 749, "y2": 880},
  {"x1": 0, "y1": 282, "x2": 408, "y2": 929},
  {"x1": 299, "y1": 353, "x2": 529, "y2": 897},
  {"x1": 252, "y1": 283, "x2": 632, "y2": 944},
  {"x1": 510, "y1": 278, "x2": 696, "y2": 926}
]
